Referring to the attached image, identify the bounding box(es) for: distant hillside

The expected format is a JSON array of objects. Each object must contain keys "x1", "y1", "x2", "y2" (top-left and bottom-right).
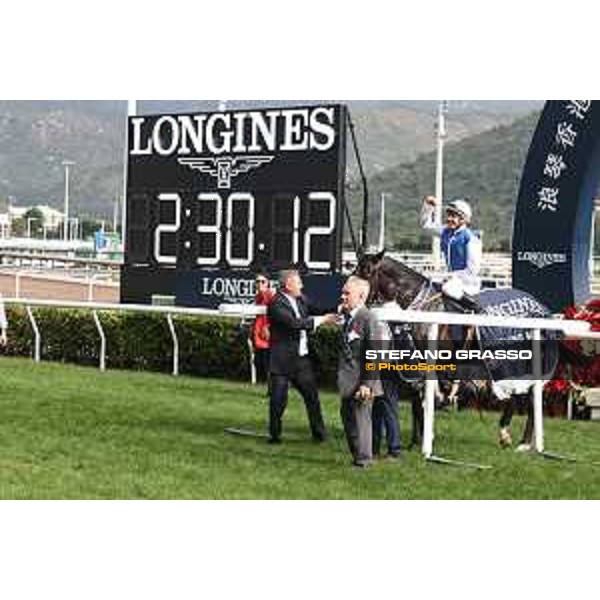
[
  {"x1": 345, "y1": 100, "x2": 541, "y2": 174},
  {"x1": 355, "y1": 111, "x2": 543, "y2": 251},
  {"x1": 0, "y1": 100, "x2": 541, "y2": 218},
  {"x1": 0, "y1": 101, "x2": 125, "y2": 218}
]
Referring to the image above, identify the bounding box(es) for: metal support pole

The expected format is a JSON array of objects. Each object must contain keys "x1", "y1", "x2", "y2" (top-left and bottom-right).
[
  {"x1": 26, "y1": 305, "x2": 40, "y2": 363},
  {"x1": 166, "y1": 313, "x2": 179, "y2": 376},
  {"x1": 87, "y1": 274, "x2": 98, "y2": 302},
  {"x1": 121, "y1": 101, "x2": 137, "y2": 254},
  {"x1": 532, "y1": 328, "x2": 544, "y2": 453},
  {"x1": 62, "y1": 160, "x2": 75, "y2": 242},
  {"x1": 433, "y1": 101, "x2": 447, "y2": 271},
  {"x1": 378, "y1": 193, "x2": 387, "y2": 252},
  {"x1": 422, "y1": 322, "x2": 439, "y2": 458},
  {"x1": 93, "y1": 310, "x2": 106, "y2": 372}
]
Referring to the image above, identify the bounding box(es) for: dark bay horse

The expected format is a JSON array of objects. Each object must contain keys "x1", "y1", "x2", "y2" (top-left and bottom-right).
[{"x1": 355, "y1": 250, "x2": 563, "y2": 450}]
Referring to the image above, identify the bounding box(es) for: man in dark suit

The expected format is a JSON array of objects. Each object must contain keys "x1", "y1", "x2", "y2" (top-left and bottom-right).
[
  {"x1": 267, "y1": 270, "x2": 337, "y2": 444},
  {"x1": 338, "y1": 276, "x2": 391, "y2": 468}
]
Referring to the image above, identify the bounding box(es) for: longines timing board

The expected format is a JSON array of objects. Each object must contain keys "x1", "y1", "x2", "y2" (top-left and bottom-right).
[{"x1": 121, "y1": 103, "x2": 348, "y2": 309}]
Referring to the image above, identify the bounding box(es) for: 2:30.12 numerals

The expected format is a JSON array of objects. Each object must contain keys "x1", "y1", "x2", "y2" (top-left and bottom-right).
[{"x1": 154, "y1": 191, "x2": 337, "y2": 270}]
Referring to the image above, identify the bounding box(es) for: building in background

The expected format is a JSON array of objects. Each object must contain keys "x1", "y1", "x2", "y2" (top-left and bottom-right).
[{"x1": 0, "y1": 203, "x2": 65, "y2": 238}]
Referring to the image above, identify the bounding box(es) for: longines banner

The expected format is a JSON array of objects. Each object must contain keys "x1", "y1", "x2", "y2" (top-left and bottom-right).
[{"x1": 513, "y1": 100, "x2": 600, "y2": 312}]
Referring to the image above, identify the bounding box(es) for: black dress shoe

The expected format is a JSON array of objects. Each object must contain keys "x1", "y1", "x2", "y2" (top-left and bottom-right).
[
  {"x1": 312, "y1": 434, "x2": 327, "y2": 443},
  {"x1": 267, "y1": 437, "x2": 282, "y2": 445}
]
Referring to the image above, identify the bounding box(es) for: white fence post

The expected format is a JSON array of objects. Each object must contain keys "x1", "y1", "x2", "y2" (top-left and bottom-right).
[
  {"x1": 25, "y1": 305, "x2": 40, "y2": 363},
  {"x1": 422, "y1": 322, "x2": 439, "y2": 459},
  {"x1": 532, "y1": 328, "x2": 544, "y2": 453},
  {"x1": 15, "y1": 271, "x2": 22, "y2": 299},
  {"x1": 93, "y1": 310, "x2": 106, "y2": 372},
  {"x1": 166, "y1": 313, "x2": 179, "y2": 377},
  {"x1": 567, "y1": 392, "x2": 574, "y2": 421},
  {"x1": 88, "y1": 275, "x2": 95, "y2": 302},
  {"x1": 247, "y1": 336, "x2": 257, "y2": 385}
]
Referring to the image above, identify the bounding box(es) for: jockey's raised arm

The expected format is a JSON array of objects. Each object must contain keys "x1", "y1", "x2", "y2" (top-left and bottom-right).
[{"x1": 420, "y1": 195, "x2": 444, "y2": 236}]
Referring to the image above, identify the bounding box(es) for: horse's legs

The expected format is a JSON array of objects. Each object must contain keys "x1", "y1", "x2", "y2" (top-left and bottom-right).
[
  {"x1": 410, "y1": 389, "x2": 424, "y2": 449},
  {"x1": 499, "y1": 398, "x2": 514, "y2": 429},
  {"x1": 519, "y1": 390, "x2": 535, "y2": 446},
  {"x1": 499, "y1": 396, "x2": 515, "y2": 447}
]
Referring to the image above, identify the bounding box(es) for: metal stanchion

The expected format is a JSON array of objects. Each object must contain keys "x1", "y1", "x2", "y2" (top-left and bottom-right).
[
  {"x1": 25, "y1": 305, "x2": 40, "y2": 363},
  {"x1": 166, "y1": 313, "x2": 179, "y2": 377},
  {"x1": 93, "y1": 310, "x2": 106, "y2": 372}
]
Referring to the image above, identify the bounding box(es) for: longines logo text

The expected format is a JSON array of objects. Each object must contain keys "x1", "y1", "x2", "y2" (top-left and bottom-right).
[
  {"x1": 130, "y1": 107, "x2": 336, "y2": 157},
  {"x1": 200, "y1": 277, "x2": 256, "y2": 300},
  {"x1": 517, "y1": 251, "x2": 567, "y2": 269}
]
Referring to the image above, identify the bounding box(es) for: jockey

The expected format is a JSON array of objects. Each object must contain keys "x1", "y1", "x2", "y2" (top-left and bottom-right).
[{"x1": 420, "y1": 195, "x2": 482, "y2": 303}]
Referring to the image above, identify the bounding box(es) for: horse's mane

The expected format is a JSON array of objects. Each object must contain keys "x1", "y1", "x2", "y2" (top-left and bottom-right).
[
  {"x1": 379, "y1": 256, "x2": 429, "y2": 289},
  {"x1": 356, "y1": 253, "x2": 430, "y2": 308},
  {"x1": 378, "y1": 257, "x2": 430, "y2": 308}
]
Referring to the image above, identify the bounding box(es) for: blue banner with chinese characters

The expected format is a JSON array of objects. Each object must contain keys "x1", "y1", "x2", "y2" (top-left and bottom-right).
[{"x1": 513, "y1": 100, "x2": 600, "y2": 311}]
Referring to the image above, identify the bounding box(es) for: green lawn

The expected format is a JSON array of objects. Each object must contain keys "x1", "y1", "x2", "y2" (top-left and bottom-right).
[{"x1": 0, "y1": 356, "x2": 599, "y2": 499}]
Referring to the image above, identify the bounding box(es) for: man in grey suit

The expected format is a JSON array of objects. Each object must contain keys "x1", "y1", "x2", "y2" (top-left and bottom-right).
[{"x1": 337, "y1": 276, "x2": 390, "y2": 468}]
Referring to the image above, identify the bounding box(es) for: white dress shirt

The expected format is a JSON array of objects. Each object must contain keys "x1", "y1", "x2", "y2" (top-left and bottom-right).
[{"x1": 282, "y1": 293, "x2": 317, "y2": 357}]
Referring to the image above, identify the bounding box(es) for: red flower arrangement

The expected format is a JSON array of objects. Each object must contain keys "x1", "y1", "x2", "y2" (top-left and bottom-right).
[{"x1": 545, "y1": 300, "x2": 600, "y2": 397}]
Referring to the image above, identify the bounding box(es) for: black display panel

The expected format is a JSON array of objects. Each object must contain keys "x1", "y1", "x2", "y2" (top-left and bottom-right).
[{"x1": 122, "y1": 104, "x2": 347, "y2": 308}]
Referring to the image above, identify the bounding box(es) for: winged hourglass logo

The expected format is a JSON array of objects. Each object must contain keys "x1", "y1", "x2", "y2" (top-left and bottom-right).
[{"x1": 178, "y1": 156, "x2": 275, "y2": 189}]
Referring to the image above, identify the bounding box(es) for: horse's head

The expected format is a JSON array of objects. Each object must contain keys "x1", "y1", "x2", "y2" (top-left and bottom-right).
[
  {"x1": 354, "y1": 249, "x2": 430, "y2": 309},
  {"x1": 354, "y1": 249, "x2": 386, "y2": 281}
]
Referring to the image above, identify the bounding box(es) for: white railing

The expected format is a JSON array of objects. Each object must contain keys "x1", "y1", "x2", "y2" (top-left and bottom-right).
[
  {"x1": 3, "y1": 297, "x2": 599, "y2": 465},
  {"x1": 0, "y1": 250, "x2": 120, "y2": 270},
  {"x1": 371, "y1": 306, "x2": 600, "y2": 463},
  {"x1": 224, "y1": 302, "x2": 600, "y2": 461},
  {"x1": 344, "y1": 251, "x2": 600, "y2": 291},
  {"x1": 1, "y1": 270, "x2": 119, "y2": 301},
  {"x1": 2, "y1": 298, "x2": 232, "y2": 378}
]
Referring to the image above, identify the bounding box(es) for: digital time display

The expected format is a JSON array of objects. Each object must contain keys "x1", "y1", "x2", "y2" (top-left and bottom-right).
[{"x1": 121, "y1": 104, "x2": 347, "y2": 309}]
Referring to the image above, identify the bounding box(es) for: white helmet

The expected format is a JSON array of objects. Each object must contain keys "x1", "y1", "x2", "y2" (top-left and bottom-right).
[{"x1": 446, "y1": 199, "x2": 472, "y2": 223}]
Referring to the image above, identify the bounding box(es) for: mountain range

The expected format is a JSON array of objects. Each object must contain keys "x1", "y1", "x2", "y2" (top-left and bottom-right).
[
  {"x1": 358, "y1": 111, "x2": 543, "y2": 251},
  {"x1": 0, "y1": 100, "x2": 542, "y2": 220}
]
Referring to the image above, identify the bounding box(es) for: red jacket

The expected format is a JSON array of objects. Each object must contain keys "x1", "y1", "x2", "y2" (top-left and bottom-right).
[{"x1": 253, "y1": 288, "x2": 276, "y2": 350}]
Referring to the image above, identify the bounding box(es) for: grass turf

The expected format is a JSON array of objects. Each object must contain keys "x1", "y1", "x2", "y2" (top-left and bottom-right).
[{"x1": 1, "y1": 356, "x2": 599, "y2": 499}]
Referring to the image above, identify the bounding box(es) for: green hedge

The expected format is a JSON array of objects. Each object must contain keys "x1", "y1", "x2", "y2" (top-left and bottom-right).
[{"x1": 3, "y1": 307, "x2": 341, "y2": 387}]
